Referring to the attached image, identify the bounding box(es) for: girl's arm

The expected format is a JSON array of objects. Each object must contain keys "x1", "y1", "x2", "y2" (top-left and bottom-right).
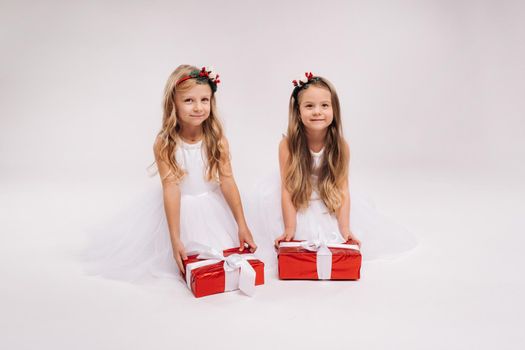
[
  {"x1": 336, "y1": 141, "x2": 361, "y2": 246},
  {"x1": 275, "y1": 138, "x2": 297, "y2": 247},
  {"x1": 154, "y1": 140, "x2": 187, "y2": 272},
  {"x1": 218, "y1": 137, "x2": 257, "y2": 252}
]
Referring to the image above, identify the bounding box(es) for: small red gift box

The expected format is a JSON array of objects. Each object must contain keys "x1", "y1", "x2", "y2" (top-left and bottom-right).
[
  {"x1": 278, "y1": 240, "x2": 361, "y2": 280},
  {"x1": 182, "y1": 246, "x2": 264, "y2": 298}
]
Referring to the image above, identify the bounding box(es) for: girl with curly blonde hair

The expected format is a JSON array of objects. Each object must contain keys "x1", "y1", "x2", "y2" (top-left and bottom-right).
[{"x1": 155, "y1": 65, "x2": 256, "y2": 272}]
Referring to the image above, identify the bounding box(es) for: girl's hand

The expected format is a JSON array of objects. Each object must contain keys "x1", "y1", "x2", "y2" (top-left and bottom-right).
[
  {"x1": 172, "y1": 240, "x2": 188, "y2": 273},
  {"x1": 239, "y1": 226, "x2": 257, "y2": 253},
  {"x1": 342, "y1": 230, "x2": 361, "y2": 247},
  {"x1": 274, "y1": 228, "x2": 295, "y2": 248}
]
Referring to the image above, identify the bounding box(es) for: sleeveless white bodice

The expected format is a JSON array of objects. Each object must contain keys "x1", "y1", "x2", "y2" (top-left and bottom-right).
[{"x1": 175, "y1": 140, "x2": 219, "y2": 196}]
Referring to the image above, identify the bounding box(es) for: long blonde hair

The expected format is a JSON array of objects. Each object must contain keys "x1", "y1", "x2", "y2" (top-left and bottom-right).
[
  {"x1": 284, "y1": 77, "x2": 349, "y2": 213},
  {"x1": 155, "y1": 64, "x2": 227, "y2": 183}
]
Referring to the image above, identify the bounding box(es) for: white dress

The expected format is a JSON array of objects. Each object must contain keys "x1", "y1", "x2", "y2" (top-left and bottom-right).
[
  {"x1": 245, "y1": 148, "x2": 417, "y2": 266},
  {"x1": 83, "y1": 139, "x2": 239, "y2": 282}
]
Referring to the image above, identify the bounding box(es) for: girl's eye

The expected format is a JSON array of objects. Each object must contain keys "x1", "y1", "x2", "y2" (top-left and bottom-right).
[
  {"x1": 202, "y1": 98, "x2": 210, "y2": 102},
  {"x1": 323, "y1": 104, "x2": 329, "y2": 108},
  {"x1": 184, "y1": 98, "x2": 192, "y2": 103},
  {"x1": 305, "y1": 104, "x2": 313, "y2": 108}
]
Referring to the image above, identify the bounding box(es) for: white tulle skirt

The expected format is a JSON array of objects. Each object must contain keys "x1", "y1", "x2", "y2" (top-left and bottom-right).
[
  {"x1": 82, "y1": 183, "x2": 239, "y2": 283},
  {"x1": 244, "y1": 172, "x2": 417, "y2": 267}
]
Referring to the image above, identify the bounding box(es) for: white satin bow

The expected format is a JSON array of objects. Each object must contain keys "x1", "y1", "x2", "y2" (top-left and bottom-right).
[
  {"x1": 279, "y1": 229, "x2": 359, "y2": 279},
  {"x1": 185, "y1": 246, "x2": 258, "y2": 296}
]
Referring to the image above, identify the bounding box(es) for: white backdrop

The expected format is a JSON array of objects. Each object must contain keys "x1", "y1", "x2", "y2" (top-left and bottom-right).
[
  {"x1": 2, "y1": 0, "x2": 524, "y2": 187},
  {"x1": 2, "y1": 1, "x2": 525, "y2": 349}
]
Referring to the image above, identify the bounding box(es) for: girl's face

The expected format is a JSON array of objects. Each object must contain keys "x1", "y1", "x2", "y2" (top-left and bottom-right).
[
  {"x1": 175, "y1": 83, "x2": 212, "y2": 128},
  {"x1": 298, "y1": 85, "x2": 334, "y2": 132}
]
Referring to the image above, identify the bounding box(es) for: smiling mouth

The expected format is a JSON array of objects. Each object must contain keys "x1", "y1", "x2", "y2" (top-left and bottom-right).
[
  {"x1": 310, "y1": 119, "x2": 325, "y2": 122},
  {"x1": 191, "y1": 115, "x2": 205, "y2": 118}
]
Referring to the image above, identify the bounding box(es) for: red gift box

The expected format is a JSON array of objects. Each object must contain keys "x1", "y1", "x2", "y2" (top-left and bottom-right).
[
  {"x1": 182, "y1": 246, "x2": 264, "y2": 298},
  {"x1": 278, "y1": 240, "x2": 361, "y2": 280}
]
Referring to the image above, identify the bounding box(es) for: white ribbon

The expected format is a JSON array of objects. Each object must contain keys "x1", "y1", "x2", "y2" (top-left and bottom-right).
[
  {"x1": 185, "y1": 246, "x2": 258, "y2": 296},
  {"x1": 279, "y1": 230, "x2": 359, "y2": 280}
]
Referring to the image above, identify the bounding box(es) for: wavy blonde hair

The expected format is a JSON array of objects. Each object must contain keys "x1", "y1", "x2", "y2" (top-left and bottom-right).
[
  {"x1": 155, "y1": 64, "x2": 227, "y2": 183},
  {"x1": 284, "y1": 77, "x2": 349, "y2": 213}
]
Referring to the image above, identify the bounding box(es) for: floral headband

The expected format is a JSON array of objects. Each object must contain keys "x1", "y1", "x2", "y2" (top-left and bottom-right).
[
  {"x1": 292, "y1": 72, "x2": 320, "y2": 100},
  {"x1": 176, "y1": 67, "x2": 221, "y2": 93}
]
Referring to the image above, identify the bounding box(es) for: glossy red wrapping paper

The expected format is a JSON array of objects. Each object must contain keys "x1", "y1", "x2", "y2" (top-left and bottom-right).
[
  {"x1": 182, "y1": 247, "x2": 265, "y2": 298},
  {"x1": 278, "y1": 240, "x2": 361, "y2": 280}
]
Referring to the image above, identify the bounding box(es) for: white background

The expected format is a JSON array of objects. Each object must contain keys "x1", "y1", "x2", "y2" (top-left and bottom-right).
[{"x1": 1, "y1": 0, "x2": 524, "y2": 349}]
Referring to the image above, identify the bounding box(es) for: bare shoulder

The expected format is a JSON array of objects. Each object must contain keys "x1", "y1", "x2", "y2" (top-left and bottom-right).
[
  {"x1": 153, "y1": 136, "x2": 164, "y2": 159},
  {"x1": 278, "y1": 136, "x2": 289, "y2": 155},
  {"x1": 153, "y1": 135, "x2": 164, "y2": 158},
  {"x1": 220, "y1": 135, "x2": 230, "y2": 147},
  {"x1": 152, "y1": 135, "x2": 174, "y2": 182},
  {"x1": 343, "y1": 139, "x2": 350, "y2": 153},
  {"x1": 278, "y1": 136, "x2": 290, "y2": 165},
  {"x1": 220, "y1": 135, "x2": 230, "y2": 153}
]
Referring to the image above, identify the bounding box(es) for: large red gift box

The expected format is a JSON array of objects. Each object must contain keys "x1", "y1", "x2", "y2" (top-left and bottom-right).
[
  {"x1": 278, "y1": 240, "x2": 361, "y2": 280},
  {"x1": 182, "y1": 246, "x2": 264, "y2": 298}
]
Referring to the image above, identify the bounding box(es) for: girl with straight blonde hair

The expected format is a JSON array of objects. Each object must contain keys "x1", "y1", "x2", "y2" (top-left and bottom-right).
[
  {"x1": 247, "y1": 72, "x2": 416, "y2": 264},
  {"x1": 275, "y1": 73, "x2": 359, "y2": 245}
]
